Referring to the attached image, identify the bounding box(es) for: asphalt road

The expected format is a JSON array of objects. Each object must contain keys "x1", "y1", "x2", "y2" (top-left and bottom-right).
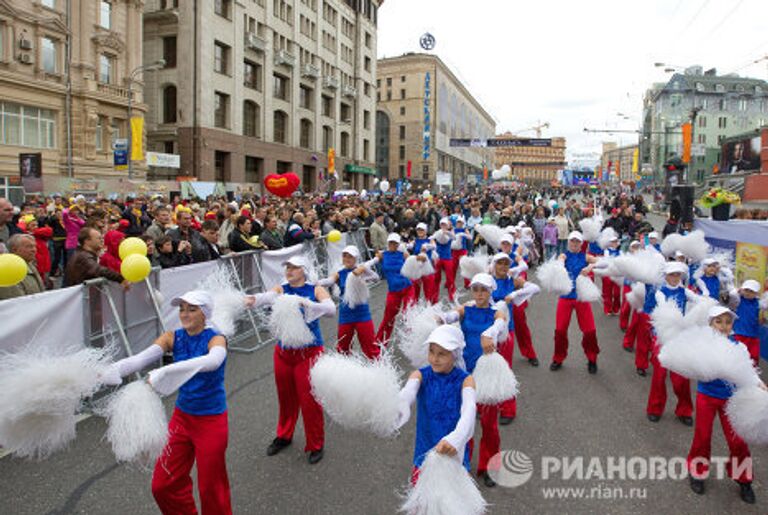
[{"x1": 1, "y1": 213, "x2": 765, "y2": 515}]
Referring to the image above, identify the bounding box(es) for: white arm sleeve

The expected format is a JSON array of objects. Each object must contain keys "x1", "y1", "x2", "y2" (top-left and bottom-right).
[
  {"x1": 432, "y1": 231, "x2": 452, "y2": 245},
  {"x1": 363, "y1": 257, "x2": 379, "y2": 268},
  {"x1": 396, "y1": 377, "x2": 421, "y2": 429},
  {"x1": 509, "y1": 260, "x2": 529, "y2": 277},
  {"x1": 148, "y1": 346, "x2": 227, "y2": 397},
  {"x1": 442, "y1": 387, "x2": 477, "y2": 453},
  {"x1": 317, "y1": 276, "x2": 336, "y2": 288},
  {"x1": 695, "y1": 278, "x2": 709, "y2": 298},
  {"x1": 102, "y1": 344, "x2": 165, "y2": 386},
  {"x1": 507, "y1": 282, "x2": 541, "y2": 306},
  {"x1": 441, "y1": 310, "x2": 460, "y2": 324},
  {"x1": 302, "y1": 298, "x2": 336, "y2": 322},
  {"x1": 250, "y1": 290, "x2": 278, "y2": 307},
  {"x1": 481, "y1": 317, "x2": 508, "y2": 344}
]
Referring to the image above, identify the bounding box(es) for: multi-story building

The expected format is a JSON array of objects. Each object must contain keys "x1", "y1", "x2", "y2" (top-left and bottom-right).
[
  {"x1": 0, "y1": 0, "x2": 146, "y2": 193},
  {"x1": 493, "y1": 132, "x2": 566, "y2": 185},
  {"x1": 600, "y1": 142, "x2": 638, "y2": 182},
  {"x1": 376, "y1": 53, "x2": 495, "y2": 190},
  {"x1": 143, "y1": 0, "x2": 381, "y2": 192},
  {"x1": 642, "y1": 66, "x2": 768, "y2": 185}
]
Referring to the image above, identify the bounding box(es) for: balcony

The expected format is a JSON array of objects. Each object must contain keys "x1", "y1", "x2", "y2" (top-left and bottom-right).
[
  {"x1": 97, "y1": 82, "x2": 134, "y2": 101},
  {"x1": 323, "y1": 76, "x2": 339, "y2": 90},
  {"x1": 301, "y1": 63, "x2": 320, "y2": 79},
  {"x1": 245, "y1": 33, "x2": 266, "y2": 52},
  {"x1": 342, "y1": 85, "x2": 357, "y2": 98},
  {"x1": 274, "y1": 50, "x2": 296, "y2": 67}
]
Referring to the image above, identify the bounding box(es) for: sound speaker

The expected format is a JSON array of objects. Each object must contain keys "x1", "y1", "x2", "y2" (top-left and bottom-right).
[{"x1": 670, "y1": 185, "x2": 694, "y2": 224}]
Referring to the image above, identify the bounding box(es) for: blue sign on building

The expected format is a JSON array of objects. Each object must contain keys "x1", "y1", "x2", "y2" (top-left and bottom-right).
[{"x1": 423, "y1": 72, "x2": 431, "y2": 160}]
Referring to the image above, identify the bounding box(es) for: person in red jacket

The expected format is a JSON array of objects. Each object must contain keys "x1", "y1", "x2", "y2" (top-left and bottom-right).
[
  {"x1": 99, "y1": 229, "x2": 125, "y2": 273},
  {"x1": 20, "y1": 215, "x2": 53, "y2": 283}
]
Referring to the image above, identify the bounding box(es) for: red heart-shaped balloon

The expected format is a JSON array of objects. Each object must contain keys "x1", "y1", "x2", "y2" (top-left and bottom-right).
[{"x1": 264, "y1": 173, "x2": 300, "y2": 198}]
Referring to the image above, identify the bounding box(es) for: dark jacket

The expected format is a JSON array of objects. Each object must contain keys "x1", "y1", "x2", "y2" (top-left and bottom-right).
[
  {"x1": 193, "y1": 240, "x2": 222, "y2": 263},
  {"x1": 64, "y1": 248, "x2": 123, "y2": 286},
  {"x1": 157, "y1": 250, "x2": 190, "y2": 269},
  {"x1": 229, "y1": 229, "x2": 259, "y2": 253},
  {"x1": 122, "y1": 207, "x2": 151, "y2": 236},
  {"x1": 260, "y1": 229, "x2": 284, "y2": 250}
]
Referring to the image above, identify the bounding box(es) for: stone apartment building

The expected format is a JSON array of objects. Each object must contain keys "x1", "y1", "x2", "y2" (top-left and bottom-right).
[{"x1": 493, "y1": 132, "x2": 567, "y2": 185}]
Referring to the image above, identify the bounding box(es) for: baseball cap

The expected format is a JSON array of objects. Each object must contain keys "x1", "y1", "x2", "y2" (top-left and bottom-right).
[
  {"x1": 387, "y1": 233, "x2": 402, "y2": 244},
  {"x1": 416, "y1": 222, "x2": 428, "y2": 231},
  {"x1": 702, "y1": 257, "x2": 718, "y2": 266},
  {"x1": 568, "y1": 231, "x2": 584, "y2": 242},
  {"x1": 427, "y1": 325, "x2": 466, "y2": 352},
  {"x1": 708, "y1": 305, "x2": 738, "y2": 321},
  {"x1": 439, "y1": 217, "x2": 451, "y2": 227},
  {"x1": 491, "y1": 252, "x2": 511, "y2": 265},
  {"x1": 741, "y1": 279, "x2": 761, "y2": 293},
  {"x1": 469, "y1": 272, "x2": 497, "y2": 291},
  {"x1": 664, "y1": 262, "x2": 688, "y2": 276},
  {"x1": 341, "y1": 245, "x2": 360, "y2": 259},
  {"x1": 282, "y1": 255, "x2": 310, "y2": 274},
  {"x1": 629, "y1": 240, "x2": 642, "y2": 248},
  {"x1": 648, "y1": 232, "x2": 659, "y2": 239},
  {"x1": 171, "y1": 290, "x2": 214, "y2": 320},
  {"x1": 500, "y1": 234, "x2": 515, "y2": 245}
]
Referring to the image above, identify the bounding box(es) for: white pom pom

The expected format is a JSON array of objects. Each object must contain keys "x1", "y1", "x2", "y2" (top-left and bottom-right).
[
  {"x1": 269, "y1": 295, "x2": 315, "y2": 348},
  {"x1": 343, "y1": 271, "x2": 370, "y2": 309},
  {"x1": 475, "y1": 225, "x2": 506, "y2": 251},
  {"x1": 726, "y1": 386, "x2": 768, "y2": 445},
  {"x1": 100, "y1": 381, "x2": 168, "y2": 465},
  {"x1": 579, "y1": 218, "x2": 601, "y2": 242},
  {"x1": 460, "y1": 256, "x2": 489, "y2": 280},
  {"x1": 650, "y1": 297, "x2": 684, "y2": 346},
  {"x1": 473, "y1": 353, "x2": 518, "y2": 404},
  {"x1": 196, "y1": 266, "x2": 246, "y2": 336},
  {"x1": 536, "y1": 258, "x2": 572, "y2": 296},
  {"x1": 310, "y1": 352, "x2": 401, "y2": 438},
  {"x1": 597, "y1": 227, "x2": 618, "y2": 250},
  {"x1": 659, "y1": 327, "x2": 759, "y2": 386},
  {"x1": 401, "y1": 451, "x2": 487, "y2": 515},
  {"x1": 683, "y1": 296, "x2": 717, "y2": 328},
  {"x1": 660, "y1": 233, "x2": 683, "y2": 257},
  {"x1": 625, "y1": 282, "x2": 646, "y2": 311},
  {"x1": 402, "y1": 255, "x2": 426, "y2": 280},
  {"x1": 393, "y1": 301, "x2": 443, "y2": 369},
  {"x1": 0, "y1": 345, "x2": 110, "y2": 459},
  {"x1": 613, "y1": 249, "x2": 665, "y2": 285},
  {"x1": 421, "y1": 257, "x2": 435, "y2": 277},
  {"x1": 576, "y1": 276, "x2": 601, "y2": 303},
  {"x1": 677, "y1": 231, "x2": 709, "y2": 262}
]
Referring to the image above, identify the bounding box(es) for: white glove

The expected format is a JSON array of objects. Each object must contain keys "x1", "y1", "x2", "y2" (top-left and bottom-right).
[
  {"x1": 100, "y1": 364, "x2": 124, "y2": 386},
  {"x1": 301, "y1": 298, "x2": 336, "y2": 322},
  {"x1": 396, "y1": 377, "x2": 420, "y2": 429},
  {"x1": 148, "y1": 346, "x2": 227, "y2": 397}
]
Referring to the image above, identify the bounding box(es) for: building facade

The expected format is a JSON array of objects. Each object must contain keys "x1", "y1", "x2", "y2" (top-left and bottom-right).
[
  {"x1": 642, "y1": 66, "x2": 768, "y2": 185},
  {"x1": 493, "y1": 132, "x2": 566, "y2": 185},
  {"x1": 600, "y1": 142, "x2": 638, "y2": 182},
  {"x1": 143, "y1": 0, "x2": 381, "y2": 193},
  {"x1": 0, "y1": 0, "x2": 146, "y2": 192},
  {"x1": 376, "y1": 53, "x2": 495, "y2": 190}
]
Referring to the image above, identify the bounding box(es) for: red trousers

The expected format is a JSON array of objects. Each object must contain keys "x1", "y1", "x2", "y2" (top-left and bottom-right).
[
  {"x1": 451, "y1": 249, "x2": 469, "y2": 288},
  {"x1": 498, "y1": 333, "x2": 517, "y2": 418},
  {"x1": 619, "y1": 285, "x2": 632, "y2": 331},
  {"x1": 274, "y1": 345, "x2": 324, "y2": 452},
  {"x1": 633, "y1": 313, "x2": 653, "y2": 370},
  {"x1": 602, "y1": 278, "x2": 621, "y2": 315},
  {"x1": 553, "y1": 298, "x2": 599, "y2": 364},
  {"x1": 337, "y1": 320, "x2": 379, "y2": 359},
  {"x1": 687, "y1": 393, "x2": 752, "y2": 483},
  {"x1": 647, "y1": 345, "x2": 692, "y2": 417},
  {"x1": 152, "y1": 408, "x2": 231, "y2": 515},
  {"x1": 513, "y1": 302, "x2": 537, "y2": 360},
  {"x1": 434, "y1": 258, "x2": 456, "y2": 302},
  {"x1": 375, "y1": 287, "x2": 415, "y2": 345},
  {"x1": 413, "y1": 272, "x2": 439, "y2": 304},
  {"x1": 734, "y1": 334, "x2": 760, "y2": 367},
  {"x1": 474, "y1": 404, "x2": 500, "y2": 474}
]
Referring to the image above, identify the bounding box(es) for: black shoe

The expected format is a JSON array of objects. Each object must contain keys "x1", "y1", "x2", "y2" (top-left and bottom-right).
[
  {"x1": 550, "y1": 361, "x2": 562, "y2": 371},
  {"x1": 623, "y1": 345, "x2": 634, "y2": 353},
  {"x1": 678, "y1": 416, "x2": 693, "y2": 427},
  {"x1": 499, "y1": 416, "x2": 515, "y2": 425},
  {"x1": 308, "y1": 448, "x2": 324, "y2": 465},
  {"x1": 587, "y1": 361, "x2": 597, "y2": 374},
  {"x1": 528, "y1": 358, "x2": 540, "y2": 367},
  {"x1": 266, "y1": 437, "x2": 292, "y2": 456},
  {"x1": 739, "y1": 482, "x2": 755, "y2": 504},
  {"x1": 689, "y1": 476, "x2": 705, "y2": 495},
  {"x1": 636, "y1": 368, "x2": 647, "y2": 377},
  {"x1": 647, "y1": 414, "x2": 661, "y2": 423},
  {"x1": 478, "y1": 471, "x2": 496, "y2": 488}
]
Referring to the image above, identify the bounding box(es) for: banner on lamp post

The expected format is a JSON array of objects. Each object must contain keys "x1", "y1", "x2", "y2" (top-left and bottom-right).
[
  {"x1": 328, "y1": 148, "x2": 336, "y2": 175},
  {"x1": 682, "y1": 122, "x2": 692, "y2": 164},
  {"x1": 130, "y1": 117, "x2": 144, "y2": 161}
]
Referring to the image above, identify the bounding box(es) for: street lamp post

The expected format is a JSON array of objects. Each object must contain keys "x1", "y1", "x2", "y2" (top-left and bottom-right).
[{"x1": 127, "y1": 60, "x2": 165, "y2": 180}]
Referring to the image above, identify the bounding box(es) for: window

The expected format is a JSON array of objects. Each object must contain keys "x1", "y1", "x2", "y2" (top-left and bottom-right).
[
  {"x1": 400, "y1": 106, "x2": 405, "y2": 116},
  {"x1": 698, "y1": 116, "x2": 706, "y2": 128},
  {"x1": 0, "y1": 102, "x2": 56, "y2": 148},
  {"x1": 386, "y1": 77, "x2": 392, "y2": 87},
  {"x1": 365, "y1": 32, "x2": 372, "y2": 49},
  {"x1": 214, "y1": 91, "x2": 229, "y2": 128},
  {"x1": 214, "y1": 0, "x2": 231, "y2": 19},
  {"x1": 321, "y1": 95, "x2": 333, "y2": 117},
  {"x1": 363, "y1": 83, "x2": 370, "y2": 96},
  {"x1": 214, "y1": 151, "x2": 230, "y2": 182},
  {"x1": 100, "y1": 1, "x2": 111, "y2": 30},
  {"x1": 718, "y1": 116, "x2": 727, "y2": 129},
  {"x1": 300, "y1": 119, "x2": 312, "y2": 148},
  {"x1": 718, "y1": 98, "x2": 726, "y2": 111},
  {"x1": 386, "y1": 91, "x2": 391, "y2": 101},
  {"x1": 95, "y1": 116, "x2": 103, "y2": 150},
  {"x1": 110, "y1": 121, "x2": 120, "y2": 144},
  {"x1": 243, "y1": 101, "x2": 259, "y2": 138},
  {"x1": 244, "y1": 60, "x2": 262, "y2": 90},
  {"x1": 42, "y1": 0, "x2": 55, "y2": 7},
  {"x1": 697, "y1": 134, "x2": 706, "y2": 144},
  {"x1": 739, "y1": 99, "x2": 748, "y2": 111},
  {"x1": 160, "y1": 0, "x2": 179, "y2": 8},
  {"x1": 340, "y1": 103, "x2": 351, "y2": 122},
  {"x1": 399, "y1": 145, "x2": 405, "y2": 159},
  {"x1": 214, "y1": 42, "x2": 229, "y2": 74},
  {"x1": 399, "y1": 125, "x2": 405, "y2": 140},
  {"x1": 163, "y1": 141, "x2": 174, "y2": 154},
  {"x1": 398, "y1": 165, "x2": 405, "y2": 177},
  {"x1": 99, "y1": 54, "x2": 113, "y2": 83},
  {"x1": 245, "y1": 156, "x2": 262, "y2": 184},
  {"x1": 363, "y1": 139, "x2": 369, "y2": 161},
  {"x1": 163, "y1": 85, "x2": 177, "y2": 123},
  {"x1": 364, "y1": 56, "x2": 371, "y2": 72},
  {"x1": 715, "y1": 84, "x2": 725, "y2": 93},
  {"x1": 163, "y1": 37, "x2": 177, "y2": 68},
  {"x1": 41, "y1": 37, "x2": 57, "y2": 73},
  {"x1": 273, "y1": 110, "x2": 287, "y2": 143},
  {"x1": 322, "y1": 125, "x2": 333, "y2": 150},
  {"x1": 401, "y1": 75, "x2": 406, "y2": 82},
  {"x1": 300, "y1": 85, "x2": 313, "y2": 109},
  {"x1": 363, "y1": 110, "x2": 370, "y2": 130},
  {"x1": 340, "y1": 131, "x2": 349, "y2": 157},
  {"x1": 273, "y1": 73, "x2": 289, "y2": 100}
]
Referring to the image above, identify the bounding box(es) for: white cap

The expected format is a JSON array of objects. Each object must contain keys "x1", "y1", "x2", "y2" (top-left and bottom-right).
[
  {"x1": 547, "y1": 216, "x2": 556, "y2": 222},
  {"x1": 171, "y1": 290, "x2": 214, "y2": 320},
  {"x1": 664, "y1": 262, "x2": 688, "y2": 276},
  {"x1": 341, "y1": 245, "x2": 360, "y2": 259},
  {"x1": 282, "y1": 255, "x2": 310, "y2": 275},
  {"x1": 648, "y1": 232, "x2": 659, "y2": 239},
  {"x1": 469, "y1": 272, "x2": 497, "y2": 292},
  {"x1": 568, "y1": 231, "x2": 584, "y2": 242},
  {"x1": 387, "y1": 233, "x2": 402, "y2": 244},
  {"x1": 708, "y1": 305, "x2": 738, "y2": 321},
  {"x1": 455, "y1": 216, "x2": 466, "y2": 224},
  {"x1": 741, "y1": 279, "x2": 761, "y2": 293},
  {"x1": 674, "y1": 250, "x2": 687, "y2": 258},
  {"x1": 439, "y1": 217, "x2": 451, "y2": 227},
  {"x1": 416, "y1": 222, "x2": 428, "y2": 231},
  {"x1": 702, "y1": 257, "x2": 718, "y2": 266},
  {"x1": 499, "y1": 234, "x2": 514, "y2": 245},
  {"x1": 491, "y1": 252, "x2": 511, "y2": 265},
  {"x1": 629, "y1": 240, "x2": 642, "y2": 248},
  {"x1": 74, "y1": 194, "x2": 86, "y2": 203},
  {"x1": 427, "y1": 325, "x2": 466, "y2": 353}
]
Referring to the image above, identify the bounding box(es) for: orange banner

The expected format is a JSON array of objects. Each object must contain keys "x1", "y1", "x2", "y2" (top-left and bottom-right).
[{"x1": 682, "y1": 122, "x2": 692, "y2": 164}]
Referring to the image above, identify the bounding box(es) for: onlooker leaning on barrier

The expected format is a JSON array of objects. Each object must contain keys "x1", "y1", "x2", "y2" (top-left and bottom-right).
[
  {"x1": 156, "y1": 235, "x2": 191, "y2": 268},
  {"x1": 369, "y1": 212, "x2": 388, "y2": 251},
  {"x1": 260, "y1": 216, "x2": 284, "y2": 250},
  {"x1": 145, "y1": 206, "x2": 172, "y2": 243},
  {"x1": 229, "y1": 216, "x2": 264, "y2": 253},
  {"x1": 0, "y1": 234, "x2": 44, "y2": 300},
  {"x1": 283, "y1": 212, "x2": 317, "y2": 247},
  {"x1": 195, "y1": 220, "x2": 223, "y2": 262},
  {"x1": 218, "y1": 205, "x2": 239, "y2": 252},
  {"x1": 122, "y1": 197, "x2": 151, "y2": 236},
  {"x1": 64, "y1": 227, "x2": 127, "y2": 288},
  {"x1": 167, "y1": 210, "x2": 205, "y2": 261},
  {"x1": 0, "y1": 198, "x2": 21, "y2": 251}
]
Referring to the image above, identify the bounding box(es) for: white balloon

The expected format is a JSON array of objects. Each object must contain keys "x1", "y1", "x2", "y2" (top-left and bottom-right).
[
  {"x1": 491, "y1": 169, "x2": 506, "y2": 180},
  {"x1": 379, "y1": 180, "x2": 390, "y2": 192},
  {"x1": 500, "y1": 164, "x2": 511, "y2": 174},
  {"x1": 373, "y1": 177, "x2": 380, "y2": 185},
  {"x1": 422, "y1": 189, "x2": 431, "y2": 199}
]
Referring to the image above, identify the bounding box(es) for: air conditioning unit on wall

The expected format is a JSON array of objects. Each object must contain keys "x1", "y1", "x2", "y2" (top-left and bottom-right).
[
  {"x1": 19, "y1": 39, "x2": 33, "y2": 51},
  {"x1": 18, "y1": 54, "x2": 33, "y2": 65}
]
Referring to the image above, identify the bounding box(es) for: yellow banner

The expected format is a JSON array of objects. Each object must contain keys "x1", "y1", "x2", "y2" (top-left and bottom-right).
[
  {"x1": 735, "y1": 242, "x2": 767, "y2": 289},
  {"x1": 632, "y1": 148, "x2": 639, "y2": 173},
  {"x1": 130, "y1": 117, "x2": 144, "y2": 161},
  {"x1": 328, "y1": 148, "x2": 336, "y2": 175}
]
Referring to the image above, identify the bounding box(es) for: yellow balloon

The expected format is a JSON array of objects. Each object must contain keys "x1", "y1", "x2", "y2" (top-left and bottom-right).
[
  {"x1": 120, "y1": 254, "x2": 152, "y2": 283},
  {"x1": 119, "y1": 237, "x2": 148, "y2": 260},
  {"x1": 0, "y1": 254, "x2": 28, "y2": 287},
  {"x1": 327, "y1": 229, "x2": 342, "y2": 243}
]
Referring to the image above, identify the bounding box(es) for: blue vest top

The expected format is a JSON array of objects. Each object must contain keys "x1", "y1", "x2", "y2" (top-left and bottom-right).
[
  {"x1": 734, "y1": 297, "x2": 760, "y2": 338},
  {"x1": 173, "y1": 328, "x2": 227, "y2": 416},
  {"x1": 280, "y1": 282, "x2": 324, "y2": 348},
  {"x1": 606, "y1": 247, "x2": 621, "y2": 258},
  {"x1": 698, "y1": 336, "x2": 741, "y2": 399},
  {"x1": 699, "y1": 275, "x2": 721, "y2": 300},
  {"x1": 642, "y1": 284, "x2": 657, "y2": 313},
  {"x1": 588, "y1": 242, "x2": 602, "y2": 255},
  {"x1": 414, "y1": 365, "x2": 471, "y2": 470},
  {"x1": 413, "y1": 238, "x2": 434, "y2": 260},
  {"x1": 460, "y1": 305, "x2": 496, "y2": 373},
  {"x1": 561, "y1": 250, "x2": 587, "y2": 299},
  {"x1": 337, "y1": 267, "x2": 372, "y2": 324},
  {"x1": 381, "y1": 251, "x2": 412, "y2": 292},
  {"x1": 659, "y1": 284, "x2": 688, "y2": 313},
  {"x1": 435, "y1": 235, "x2": 452, "y2": 260},
  {"x1": 492, "y1": 276, "x2": 516, "y2": 332}
]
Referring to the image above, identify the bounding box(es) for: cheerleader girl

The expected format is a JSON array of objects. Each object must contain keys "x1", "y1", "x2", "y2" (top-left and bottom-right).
[
  {"x1": 103, "y1": 290, "x2": 231, "y2": 514},
  {"x1": 601, "y1": 235, "x2": 622, "y2": 316},
  {"x1": 695, "y1": 257, "x2": 732, "y2": 301},
  {"x1": 451, "y1": 217, "x2": 472, "y2": 288},
  {"x1": 621, "y1": 240, "x2": 643, "y2": 344},
  {"x1": 499, "y1": 234, "x2": 537, "y2": 365},
  {"x1": 432, "y1": 218, "x2": 457, "y2": 302},
  {"x1": 375, "y1": 234, "x2": 415, "y2": 345},
  {"x1": 409, "y1": 223, "x2": 439, "y2": 303},
  {"x1": 439, "y1": 273, "x2": 509, "y2": 487},
  {"x1": 728, "y1": 279, "x2": 768, "y2": 366}
]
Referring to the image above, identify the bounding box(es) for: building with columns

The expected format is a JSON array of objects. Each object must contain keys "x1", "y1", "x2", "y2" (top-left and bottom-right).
[{"x1": 493, "y1": 132, "x2": 566, "y2": 185}]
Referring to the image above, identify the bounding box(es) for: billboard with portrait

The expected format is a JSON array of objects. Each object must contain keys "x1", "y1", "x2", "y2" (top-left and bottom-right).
[
  {"x1": 720, "y1": 135, "x2": 761, "y2": 174},
  {"x1": 19, "y1": 152, "x2": 42, "y2": 192}
]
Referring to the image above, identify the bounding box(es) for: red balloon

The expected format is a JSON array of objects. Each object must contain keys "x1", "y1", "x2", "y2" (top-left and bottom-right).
[{"x1": 264, "y1": 172, "x2": 300, "y2": 198}]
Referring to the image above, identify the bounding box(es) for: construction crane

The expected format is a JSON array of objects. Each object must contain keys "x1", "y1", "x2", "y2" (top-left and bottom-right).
[{"x1": 511, "y1": 122, "x2": 550, "y2": 137}]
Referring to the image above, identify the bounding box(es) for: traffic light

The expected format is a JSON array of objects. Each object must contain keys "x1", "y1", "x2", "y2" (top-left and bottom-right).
[{"x1": 665, "y1": 156, "x2": 684, "y2": 172}]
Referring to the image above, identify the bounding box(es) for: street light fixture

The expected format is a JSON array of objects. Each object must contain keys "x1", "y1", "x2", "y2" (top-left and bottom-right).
[{"x1": 127, "y1": 59, "x2": 165, "y2": 180}]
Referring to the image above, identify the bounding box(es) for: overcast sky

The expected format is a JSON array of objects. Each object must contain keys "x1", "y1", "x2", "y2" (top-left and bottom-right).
[{"x1": 377, "y1": 0, "x2": 768, "y2": 165}]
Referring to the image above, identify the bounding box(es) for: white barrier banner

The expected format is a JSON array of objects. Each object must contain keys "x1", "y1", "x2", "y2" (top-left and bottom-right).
[
  {"x1": 159, "y1": 260, "x2": 220, "y2": 332},
  {"x1": 0, "y1": 285, "x2": 84, "y2": 353},
  {"x1": 259, "y1": 244, "x2": 305, "y2": 291}
]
